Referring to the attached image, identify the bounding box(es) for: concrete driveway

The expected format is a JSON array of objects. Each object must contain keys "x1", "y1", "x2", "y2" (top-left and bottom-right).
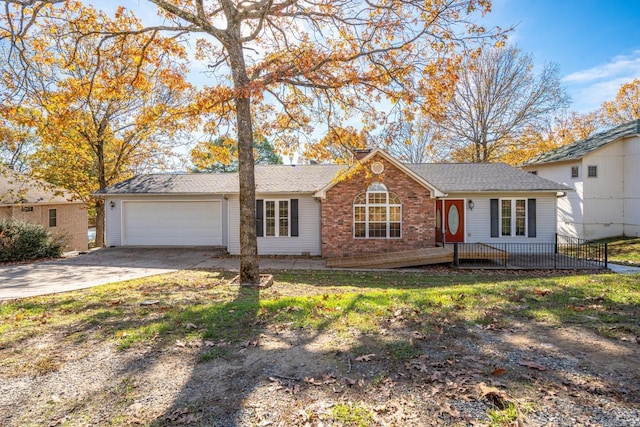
[
  {"x1": 0, "y1": 247, "x2": 329, "y2": 300},
  {"x1": 0, "y1": 247, "x2": 227, "y2": 301}
]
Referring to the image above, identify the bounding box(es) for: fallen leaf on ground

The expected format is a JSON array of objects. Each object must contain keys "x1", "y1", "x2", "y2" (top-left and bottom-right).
[
  {"x1": 518, "y1": 360, "x2": 546, "y2": 371},
  {"x1": 304, "y1": 374, "x2": 337, "y2": 386},
  {"x1": 491, "y1": 367, "x2": 507, "y2": 376},
  {"x1": 356, "y1": 353, "x2": 376, "y2": 362}
]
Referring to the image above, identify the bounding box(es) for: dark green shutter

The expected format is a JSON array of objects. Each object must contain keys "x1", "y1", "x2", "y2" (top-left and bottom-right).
[
  {"x1": 256, "y1": 199, "x2": 264, "y2": 237},
  {"x1": 527, "y1": 199, "x2": 536, "y2": 238},
  {"x1": 490, "y1": 199, "x2": 499, "y2": 238},
  {"x1": 291, "y1": 199, "x2": 299, "y2": 237}
]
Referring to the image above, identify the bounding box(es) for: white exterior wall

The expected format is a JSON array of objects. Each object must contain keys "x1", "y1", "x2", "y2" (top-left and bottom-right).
[
  {"x1": 455, "y1": 192, "x2": 558, "y2": 244},
  {"x1": 227, "y1": 193, "x2": 322, "y2": 255},
  {"x1": 582, "y1": 141, "x2": 625, "y2": 239},
  {"x1": 523, "y1": 161, "x2": 583, "y2": 238},
  {"x1": 525, "y1": 135, "x2": 640, "y2": 240},
  {"x1": 104, "y1": 195, "x2": 227, "y2": 247},
  {"x1": 623, "y1": 135, "x2": 640, "y2": 237}
]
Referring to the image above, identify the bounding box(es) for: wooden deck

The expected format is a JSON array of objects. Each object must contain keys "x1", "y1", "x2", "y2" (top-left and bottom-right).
[{"x1": 325, "y1": 247, "x2": 454, "y2": 269}]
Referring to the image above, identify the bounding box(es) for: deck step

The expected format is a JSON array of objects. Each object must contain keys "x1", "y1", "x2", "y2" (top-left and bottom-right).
[{"x1": 326, "y1": 247, "x2": 454, "y2": 269}]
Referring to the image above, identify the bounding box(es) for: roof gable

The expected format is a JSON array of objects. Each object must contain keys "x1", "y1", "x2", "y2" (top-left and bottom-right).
[
  {"x1": 313, "y1": 149, "x2": 446, "y2": 198},
  {"x1": 522, "y1": 119, "x2": 640, "y2": 166}
]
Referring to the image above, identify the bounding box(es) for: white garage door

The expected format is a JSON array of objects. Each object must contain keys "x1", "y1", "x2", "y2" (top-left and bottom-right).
[{"x1": 123, "y1": 201, "x2": 222, "y2": 246}]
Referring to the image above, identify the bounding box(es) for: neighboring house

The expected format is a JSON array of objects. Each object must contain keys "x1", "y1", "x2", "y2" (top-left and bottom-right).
[
  {"x1": 522, "y1": 120, "x2": 640, "y2": 240},
  {"x1": 0, "y1": 170, "x2": 89, "y2": 251},
  {"x1": 98, "y1": 149, "x2": 569, "y2": 259}
]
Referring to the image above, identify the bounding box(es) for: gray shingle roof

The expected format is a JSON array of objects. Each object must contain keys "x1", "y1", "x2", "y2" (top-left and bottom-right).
[
  {"x1": 408, "y1": 163, "x2": 570, "y2": 192},
  {"x1": 98, "y1": 162, "x2": 568, "y2": 195},
  {"x1": 522, "y1": 119, "x2": 640, "y2": 166},
  {"x1": 96, "y1": 164, "x2": 345, "y2": 195},
  {"x1": 0, "y1": 170, "x2": 79, "y2": 205}
]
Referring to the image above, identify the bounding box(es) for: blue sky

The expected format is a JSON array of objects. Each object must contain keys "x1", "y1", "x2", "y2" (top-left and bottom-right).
[
  {"x1": 486, "y1": 0, "x2": 640, "y2": 112},
  {"x1": 91, "y1": 0, "x2": 640, "y2": 114}
]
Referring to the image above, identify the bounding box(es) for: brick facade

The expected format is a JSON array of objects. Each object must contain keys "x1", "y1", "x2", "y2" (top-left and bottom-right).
[
  {"x1": 321, "y1": 155, "x2": 436, "y2": 258},
  {"x1": 0, "y1": 203, "x2": 88, "y2": 251}
]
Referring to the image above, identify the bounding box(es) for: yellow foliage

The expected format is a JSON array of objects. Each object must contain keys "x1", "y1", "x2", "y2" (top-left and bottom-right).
[{"x1": 600, "y1": 79, "x2": 640, "y2": 126}]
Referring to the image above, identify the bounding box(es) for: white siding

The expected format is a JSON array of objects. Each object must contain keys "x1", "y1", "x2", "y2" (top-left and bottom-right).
[
  {"x1": 227, "y1": 194, "x2": 321, "y2": 255},
  {"x1": 582, "y1": 141, "x2": 625, "y2": 239},
  {"x1": 624, "y1": 135, "x2": 640, "y2": 237},
  {"x1": 523, "y1": 161, "x2": 583, "y2": 238},
  {"x1": 105, "y1": 197, "x2": 122, "y2": 246},
  {"x1": 526, "y1": 136, "x2": 640, "y2": 239},
  {"x1": 457, "y1": 192, "x2": 558, "y2": 244}
]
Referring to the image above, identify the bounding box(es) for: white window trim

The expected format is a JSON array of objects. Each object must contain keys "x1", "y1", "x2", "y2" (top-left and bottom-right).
[
  {"x1": 499, "y1": 198, "x2": 528, "y2": 238},
  {"x1": 353, "y1": 186, "x2": 402, "y2": 239},
  {"x1": 263, "y1": 199, "x2": 290, "y2": 238}
]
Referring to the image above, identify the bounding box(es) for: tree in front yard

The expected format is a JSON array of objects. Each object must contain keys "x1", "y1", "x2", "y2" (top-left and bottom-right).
[
  {"x1": 3, "y1": 0, "x2": 503, "y2": 284},
  {"x1": 1, "y1": 2, "x2": 196, "y2": 247},
  {"x1": 141, "y1": 0, "x2": 502, "y2": 284}
]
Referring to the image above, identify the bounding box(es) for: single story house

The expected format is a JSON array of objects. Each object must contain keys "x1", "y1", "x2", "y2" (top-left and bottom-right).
[
  {"x1": 98, "y1": 149, "x2": 570, "y2": 259},
  {"x1": 522, "y1": 119, "x2": 640, "y2": 240},
  {"x1": 0, "y1": 170, "x2": 88, "y2": 251}
]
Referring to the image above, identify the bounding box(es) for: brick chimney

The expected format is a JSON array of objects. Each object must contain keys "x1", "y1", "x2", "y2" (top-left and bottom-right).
[{"x1": 352, "y1": 148, "x2": 372, "y2": 161}]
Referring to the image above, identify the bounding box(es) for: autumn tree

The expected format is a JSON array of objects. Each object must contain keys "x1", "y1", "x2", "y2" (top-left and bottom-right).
[
  {"x1": 302, "y1": 126, "x2": 369, "y2": 164},
  {"x1": 0, "y1": 107, "x2": 39, "y2": 172},
  {"x1": 120, "y1": 0, "x2": 500, "y2": 284},
  {"x1": 440, "y1": 45, "x2": 569, "y2": 163},
  {"x1": 503, "y1": 110, "x2": 599, "y2": 166},
  {"x1": 1, "y1": 2, "x2": 196, "y2": 246},
  {"x1": 600, "y1": 78, "x2": 640, "y2": 126},
  {"x1": 379, "y1": 113, "x2": 444, "y2": 163},
  {"x1": 190, "y1": 135, "x2": 282, "y2": 172},
  {"x1": 4, "y1": 0, "x2": 501, "y2": 283},
  {"x1": 0, "y1": 1, "x2": 65, "y2": 177}
]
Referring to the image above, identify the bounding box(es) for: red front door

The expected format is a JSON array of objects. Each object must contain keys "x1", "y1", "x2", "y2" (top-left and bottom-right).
[{"x1": 437, "y1": 199, "x2": 465, "y2": 243}]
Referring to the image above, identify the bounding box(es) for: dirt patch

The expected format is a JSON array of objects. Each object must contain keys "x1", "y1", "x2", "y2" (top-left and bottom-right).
[{"x1": 1, "y1": 317, "x2": 639, "y2": 426}]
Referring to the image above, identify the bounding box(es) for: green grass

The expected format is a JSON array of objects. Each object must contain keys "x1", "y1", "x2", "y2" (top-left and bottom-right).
[
  {"x1": 488, "y1": 402, "x2": 520, "y2": 426},
  {"x1": 594, "y1": 236, "x2": 640, "y2": 266},
  {"x1": 331, "y1": 402, "x2": 373, "y2": 426},
  {"x1": 1, "y1": 269, "x2": 638, "y2": 368}
]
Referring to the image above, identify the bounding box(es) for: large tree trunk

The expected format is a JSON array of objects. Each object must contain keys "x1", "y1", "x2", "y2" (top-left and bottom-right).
[
  {"x1": 95, "y1": 198, "x2": 105, "y2": 248},
  {"x1": 228, "y1": 40, "x2": 260, "y2": 285}
]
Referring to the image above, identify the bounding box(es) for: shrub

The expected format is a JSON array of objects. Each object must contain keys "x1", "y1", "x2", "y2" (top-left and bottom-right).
[{"x1": 0, "y1": 219, "x2": 65, "y2": 262}]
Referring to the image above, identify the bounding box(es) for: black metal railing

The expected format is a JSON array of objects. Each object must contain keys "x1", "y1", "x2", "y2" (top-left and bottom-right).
[{"x1": 452, "y1": 235, "x2": 607, "y2": 269}]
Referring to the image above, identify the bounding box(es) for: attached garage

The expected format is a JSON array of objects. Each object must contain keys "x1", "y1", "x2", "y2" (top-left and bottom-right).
[{"x1": 122, "y1": 200, "x2": 222, "y2": 246}]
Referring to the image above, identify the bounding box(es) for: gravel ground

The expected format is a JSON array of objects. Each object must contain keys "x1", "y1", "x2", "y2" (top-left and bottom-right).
[{"x1": 1, "y1": 312, "x2": 639, "y2": 426}]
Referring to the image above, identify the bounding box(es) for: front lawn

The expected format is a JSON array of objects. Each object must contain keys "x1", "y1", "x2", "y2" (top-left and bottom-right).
[
  {"x1": 594, "y1": 236, "x2": 640, "y2": 266},
  {"x1": 1, "y1": 269, "x2": 639, "y2": 426}
]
